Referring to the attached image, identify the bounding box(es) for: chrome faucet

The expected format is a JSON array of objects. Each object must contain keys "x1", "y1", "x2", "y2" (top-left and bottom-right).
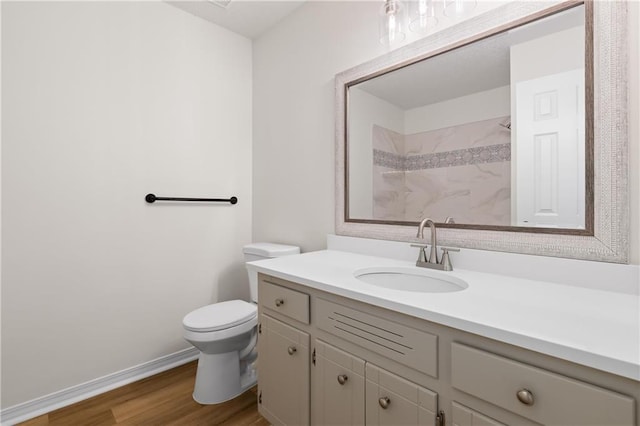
[
  {"x1": 412, "y1": 217, "x2": 460, "y2": 271},
  {"x1": 417, "y1": 218, "x2": 439, "y2": 264}
]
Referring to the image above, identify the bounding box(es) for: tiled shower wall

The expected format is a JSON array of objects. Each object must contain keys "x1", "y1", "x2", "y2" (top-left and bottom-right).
[{"x1": 372, "y1": 116, "x2": 512, "y2": 225}]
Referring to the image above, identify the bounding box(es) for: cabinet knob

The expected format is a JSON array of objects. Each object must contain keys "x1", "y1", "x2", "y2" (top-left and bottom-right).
[
  {"x1": 275, "y1": 298, "x2": 285, "y2": 307},
  {"x1": 337, "y1": 374, "x2": 348, "y2": 385},
  {"x1": 378, "y1": 397, "x2": 390, "y2": 409},
  {"x1": 287, "y1": 346, "x2": 297, "y2": 355},
  {"x1": 516, "y1": 389, "x2": 535, "y2": 405}
]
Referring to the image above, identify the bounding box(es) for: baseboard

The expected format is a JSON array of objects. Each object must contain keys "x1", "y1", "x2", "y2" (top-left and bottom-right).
[{"x1": 0, "y1": 347, "x2": 199, "y2": 425}]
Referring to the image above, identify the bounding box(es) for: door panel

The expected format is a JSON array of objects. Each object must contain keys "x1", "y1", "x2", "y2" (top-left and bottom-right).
[
  {"x1": 313, "y1": 339, "x2": 365, "y2": 425},
  {"x1": 259, "y1": 314, "x2": 310, "y2": 426},
  {"x1": 515, "y1": 68, "x2": 585, "y2": 228},
  {"x1": 365, "y1": 363, "x2": 437, "y2": 426}
]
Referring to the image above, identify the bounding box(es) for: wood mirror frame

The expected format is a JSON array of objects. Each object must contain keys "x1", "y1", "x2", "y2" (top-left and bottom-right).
[{"x1": 335, "y1": 0, "x2": 629, "y2": 263}]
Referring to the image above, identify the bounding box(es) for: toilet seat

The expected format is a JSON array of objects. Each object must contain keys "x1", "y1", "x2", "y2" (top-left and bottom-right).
[{"x1": 183, "y1": 300, "x2": 257, "y2": 332}]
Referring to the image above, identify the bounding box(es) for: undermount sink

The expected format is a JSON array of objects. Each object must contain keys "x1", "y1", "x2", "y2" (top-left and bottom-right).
[{"x1": 354, "y1": 267, "x2": 468, "y2": 293}]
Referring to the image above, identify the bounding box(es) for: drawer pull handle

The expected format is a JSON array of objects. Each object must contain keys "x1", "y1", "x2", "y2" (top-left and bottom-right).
[
  {"x1": 378, "y1": 397, "x2": 390, "y2": 409},
  {"x1": 275, "y1": 298, "x2": 285, "y2": 307},
  {"x1": 337, "y1": 374, "x2": 348, "y2": 385},
  {"x1": 287, "y1": 346, "x2": 297, "y2": 355},
  {"x1": 516, "y1": 389, "x2": 535, "y2": 405}
]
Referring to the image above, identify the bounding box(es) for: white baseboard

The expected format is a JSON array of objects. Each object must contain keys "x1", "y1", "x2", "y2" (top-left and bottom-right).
[{"x1": 0, "y1": 347, "x2": 199, "y2": 426}]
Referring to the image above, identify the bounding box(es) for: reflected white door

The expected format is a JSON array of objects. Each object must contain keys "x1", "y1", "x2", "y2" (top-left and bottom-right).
[{"x1": 514, "y1": 69, "x2": 585, "y2": 228}]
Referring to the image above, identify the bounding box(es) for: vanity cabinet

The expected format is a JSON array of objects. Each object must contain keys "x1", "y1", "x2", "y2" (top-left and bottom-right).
[
  {"x1": 313, "y1": 340, "x2": 365, "y2": 425},
  {"x1": 257, "y1": 273, "x2": 639, "y2": 426}
]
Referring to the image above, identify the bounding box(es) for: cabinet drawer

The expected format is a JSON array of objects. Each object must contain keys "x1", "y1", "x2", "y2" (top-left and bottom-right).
[
  {"x1": 259, "y1": 277, "x2": 310, "y2": 324},
  {"x1": 317, "y1": 298, "x2": 438, "y2": 377},
  {"x1": 451, "y1": 343, "x2": 634, "y2": 425}
]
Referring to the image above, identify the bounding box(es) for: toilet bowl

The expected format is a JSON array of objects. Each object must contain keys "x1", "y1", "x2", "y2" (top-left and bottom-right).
[{"x1": 182, "y1": 243, "x2": 300, "y2": 405}]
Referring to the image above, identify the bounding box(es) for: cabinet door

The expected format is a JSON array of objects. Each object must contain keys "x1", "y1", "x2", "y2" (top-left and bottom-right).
[
  {"x1": 365, "y1": 364, "x2": 438, "y2": 426},
  {"x1": 258, "y1": 314, "x2": 310, "y2": 426},
  {"x1": 313, "y1": 340, "x2": 365, "y2": 425},
  {"x1": 452, "y1": 402, "x2": 506, "y2": 426}
]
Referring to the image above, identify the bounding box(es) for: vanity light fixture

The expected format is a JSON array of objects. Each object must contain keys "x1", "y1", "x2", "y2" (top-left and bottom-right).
[
  {"x1": 380, "y1": 0, "x2": 477, "y2": 44},
  {"x1": 379, "y1": 0, "x2": 407, "y2": 45},
  {"x1": 443, "y1": 0, "x2": 477, "y2": 17},
  {"x1": 408, "y1": 0, "x2": 438, "y2": 35}
]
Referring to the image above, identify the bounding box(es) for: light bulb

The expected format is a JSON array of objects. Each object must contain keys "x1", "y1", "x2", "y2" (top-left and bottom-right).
[
  {"x1": 409, "y1": 0, "x2": 438, "y2": 34},
  {"x1": 379, "y1": 0, "x2": 407, "y2": 45},
  {"x1": 443, "y1": 0, "x2": 477, "y2": 18}
]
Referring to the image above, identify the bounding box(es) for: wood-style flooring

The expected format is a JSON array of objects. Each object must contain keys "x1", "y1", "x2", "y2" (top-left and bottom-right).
[{"x1": 18, "y1": 361, "x2": 269, "y2": 426}]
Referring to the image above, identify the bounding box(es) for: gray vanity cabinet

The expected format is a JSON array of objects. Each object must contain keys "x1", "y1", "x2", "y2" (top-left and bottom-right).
[
  {"x1": 256, "y1": 273, "x2": 639, "y2": 426},
  {"x1": 258, "y1": 313, "x2": 310, "y2": 426}
]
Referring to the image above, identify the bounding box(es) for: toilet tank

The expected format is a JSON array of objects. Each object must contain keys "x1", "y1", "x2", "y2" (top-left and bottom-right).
[{"x1": 244, "y1": 243, "x2": 300, "y2": 303}]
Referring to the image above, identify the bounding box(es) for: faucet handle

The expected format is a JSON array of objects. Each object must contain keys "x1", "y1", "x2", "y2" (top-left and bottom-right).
[
  {"x1": 411, "y1": 244, "x2": 428, "y2": 263},
  {"x1": 440, "y1": 246, "x2": 460, "y2": 252},
  {"x1": 440, "y1": 247, "x2": 459, "y2": 271}
]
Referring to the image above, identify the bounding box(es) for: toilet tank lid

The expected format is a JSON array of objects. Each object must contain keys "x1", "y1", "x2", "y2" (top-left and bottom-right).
[{"x1": 243, "y1": 243, "x2": 300, "y2": 257}]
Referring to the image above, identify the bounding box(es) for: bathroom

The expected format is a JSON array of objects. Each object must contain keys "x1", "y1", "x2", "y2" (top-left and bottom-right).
[{"x1": 1, "y1": 0, "x2": 639, "y2": 424}]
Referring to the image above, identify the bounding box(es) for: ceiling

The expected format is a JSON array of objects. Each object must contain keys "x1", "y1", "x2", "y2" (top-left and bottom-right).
[{"x1": 166, "y1": 0, "x2": 306, "y2": 39}]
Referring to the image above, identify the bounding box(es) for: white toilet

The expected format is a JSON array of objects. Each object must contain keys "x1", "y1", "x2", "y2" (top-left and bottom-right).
[{"x1": 182, "y1": 243, "x2": 300, "y2": 404}]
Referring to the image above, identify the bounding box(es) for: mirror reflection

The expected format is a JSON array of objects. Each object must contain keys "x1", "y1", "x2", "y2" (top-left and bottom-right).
[{"x1": 347, "y1": 4, "x2": 587, "y2": 229}]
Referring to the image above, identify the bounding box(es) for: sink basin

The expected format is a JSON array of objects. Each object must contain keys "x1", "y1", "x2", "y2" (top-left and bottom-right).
[{"x1": 354, "y1": 267, "x2": 468, "y2": 293}]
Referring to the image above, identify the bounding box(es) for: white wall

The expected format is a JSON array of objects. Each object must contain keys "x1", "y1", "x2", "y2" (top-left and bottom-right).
[
  {"x1": 253, "y1": 1, "x2": 379, "y2": 252},
  {"x1": 510, "y1": 26, "x2": 584, "y2": 84},
  {"x1": 253, "y1": 1, "x2": 640, "y2": 263},
  {"x1": 1, "y1": 2, "x2": 252, "y2": 408},
  {"x1": 253, "y1": 1, "x2": 506, "y2": 252},
  {"x1": 348, "y1": 87, "x2": 404, "y2": 218},
  {"x1": 403, "y1": 85, "x2": 510, "y2": 134}
]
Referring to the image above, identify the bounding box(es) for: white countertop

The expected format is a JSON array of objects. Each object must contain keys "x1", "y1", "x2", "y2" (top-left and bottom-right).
[{"x1": 247, "y1": 249, "x2": 640, "y2": 381}]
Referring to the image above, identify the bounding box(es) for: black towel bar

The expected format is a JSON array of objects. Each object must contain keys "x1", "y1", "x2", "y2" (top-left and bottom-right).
[{"x1": 145, "y1": 194, "x2": 238, "y2": 204}]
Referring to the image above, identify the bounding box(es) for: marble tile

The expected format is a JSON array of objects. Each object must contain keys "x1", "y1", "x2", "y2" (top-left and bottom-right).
[
  {"x1": 372, "y1": 125, "x2": 404, "y2": 154},
  {"x1": 404, "y1": 116, "x2": 511, "y2": 155},
  {"x1": 372, "y1": 190, "x2": 406, "y2": 221},
  {"x1": 373, "y1": 165, "x2": 405, "y2": 192},
  {"x1": 372, "y1": 117, "x2": 512, "y2": 224},
  {"x1": 403, "y1": 143, "x2": 510, "y2": 171},
  {"x1": 372, "y1": 164, "x2": 406, "y2": 220},
  {"x1": 404, "y1": 163, "x2": 511, "y2": 225},
  {"x1": 373, "y1": 149, "x2": 404, "y2": 170}
]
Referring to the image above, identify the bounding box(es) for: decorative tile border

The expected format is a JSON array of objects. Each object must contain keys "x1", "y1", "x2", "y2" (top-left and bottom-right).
[
  {"x1": 373, "y1": 143, "x2": 511, "y2": 171},
  {"x1": 373, "y1": 150, "x2": 405, "y2": 169}
]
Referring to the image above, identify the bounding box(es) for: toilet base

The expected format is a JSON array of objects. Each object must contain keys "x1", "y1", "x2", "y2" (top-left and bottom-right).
[{"x1": 192, "y1": 351, "x2": 257, "y2": 405}]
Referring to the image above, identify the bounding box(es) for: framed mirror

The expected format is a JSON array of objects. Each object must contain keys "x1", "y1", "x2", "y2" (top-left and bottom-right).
[{"x1": 335, "y1": 1, "x2": 629, "y2": 263}]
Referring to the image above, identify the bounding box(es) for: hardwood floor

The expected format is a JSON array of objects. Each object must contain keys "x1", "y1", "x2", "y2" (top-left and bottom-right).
[{"x1": 18, "y1": 361, "x2": 270, "y2": 426}]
